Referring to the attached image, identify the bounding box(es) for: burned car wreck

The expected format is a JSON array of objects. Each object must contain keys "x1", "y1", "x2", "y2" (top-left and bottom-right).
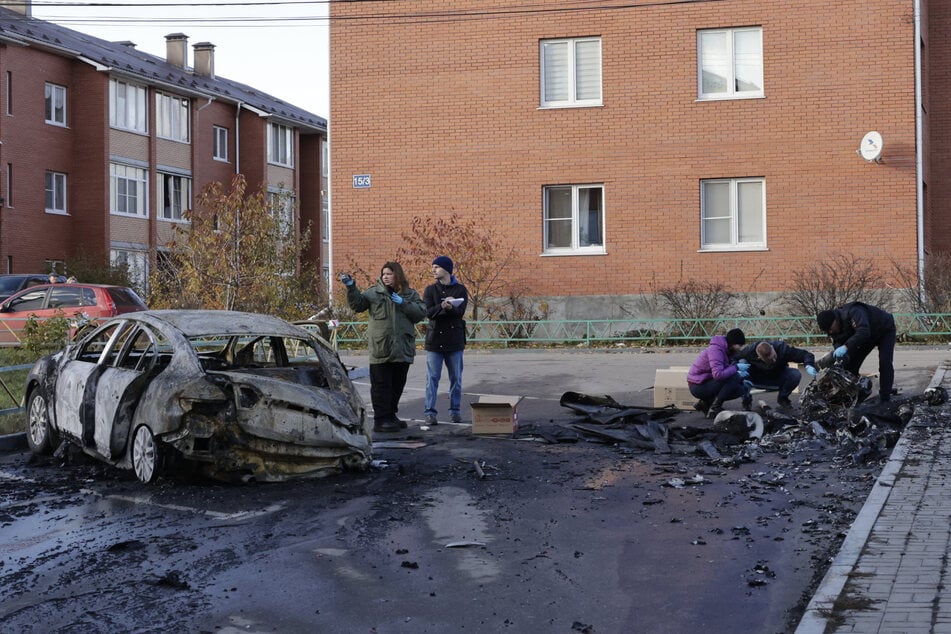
[
  {"x1": 552, "y1": 364, "x2": 947, "y2": 466},
  {"x1": 24, "y1": 310, "x2": 371, "y2": 483}
]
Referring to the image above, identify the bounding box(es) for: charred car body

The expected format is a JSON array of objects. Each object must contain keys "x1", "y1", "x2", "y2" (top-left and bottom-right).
[{"x1": 24, "y1": 310, "x2": 371, "y2": 483}]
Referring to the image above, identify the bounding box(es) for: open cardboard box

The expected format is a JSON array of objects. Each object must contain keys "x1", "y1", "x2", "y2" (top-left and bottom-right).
[{"x1": 470, "y1": 395, "x2": 523, "y2": 435}]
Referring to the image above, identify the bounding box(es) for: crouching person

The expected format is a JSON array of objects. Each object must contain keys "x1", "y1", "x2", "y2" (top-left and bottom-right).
[
  {"x1": 687, "y1": 328, "x2": 751, "y2": 418},
  {"x1": 735, "y1": 340, "x2": 818, "y2": 410}
]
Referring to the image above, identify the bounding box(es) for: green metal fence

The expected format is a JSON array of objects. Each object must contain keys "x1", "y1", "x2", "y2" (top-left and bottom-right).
[{"x1": 331, "y1": 313, "x2": 951, "y2": 349}]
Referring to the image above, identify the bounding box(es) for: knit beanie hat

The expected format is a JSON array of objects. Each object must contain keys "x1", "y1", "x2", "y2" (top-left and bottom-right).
[
  {"x1": 725, "y1": 328, "x2": 746, "y2": 347},
  {"x1": 432, "y1": 255, "x2": 453, "y2": 274},
  {"x1": 816, "y1": 310, "x2": 836, "y2": 332}
]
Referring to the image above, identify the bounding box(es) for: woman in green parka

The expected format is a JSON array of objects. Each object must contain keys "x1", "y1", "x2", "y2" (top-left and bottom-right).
[{"x1": 341, "y1": 261, "x2": 426, "y2": 432}]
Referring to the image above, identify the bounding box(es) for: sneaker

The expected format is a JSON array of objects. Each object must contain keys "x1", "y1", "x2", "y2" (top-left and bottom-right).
[
  {"x1": 776, "y1": 397, "x2": 793, "y2": 410},
  {"x1": 375, "y1": 419, "x2": 401, "y2": 433},
  {"x1": 393, "y1": 416, "x2": 408, "y2": 429},
  {"x1": 424, "y1": 414, "x2": 438, "y2": 426},
  {"x1": 450, "y1": 413, "x2": 462, "y2": 424}
]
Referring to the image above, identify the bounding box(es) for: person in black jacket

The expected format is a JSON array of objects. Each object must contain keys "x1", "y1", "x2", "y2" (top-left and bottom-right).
[
  {"x1": 422, "y1": 256, "x2": 468, "y2": 425},
  {"x1": 734, "y1": 340, "x2": 818, "y2": 410},
  {"x1": 816, "y1": 302, "x2": 897, "y2": 402}
]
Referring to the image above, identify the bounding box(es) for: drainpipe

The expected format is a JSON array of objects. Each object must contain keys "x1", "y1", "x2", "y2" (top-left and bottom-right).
[
  {"x1": 235, "y1": 102, "x2": 242, "y2": 175},
  {"x1": 914, "y1": 0, "x2": 925, "y2": 306}
]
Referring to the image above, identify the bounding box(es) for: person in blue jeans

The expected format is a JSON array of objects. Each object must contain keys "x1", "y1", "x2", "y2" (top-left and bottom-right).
[
  {"x1": 687, "y1": 328, "x2": 751, "y2": 418},
  {"x1": 422, "y1": 256, "x2": 468, "y2": 425}
]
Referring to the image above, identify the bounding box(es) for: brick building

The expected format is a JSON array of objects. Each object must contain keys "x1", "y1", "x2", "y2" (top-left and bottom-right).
[
  {"x1": 0, "y1": 1, "x2": 328, "y2": 292},
  {"x1": 329, "y1": 0, "x2": 943, "y2": 319}
]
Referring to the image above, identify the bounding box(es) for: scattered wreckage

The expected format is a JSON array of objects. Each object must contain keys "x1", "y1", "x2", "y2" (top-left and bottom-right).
[
  {"x1": 24, "y1": 310, "x2": 371, "y2": 484},
  {"x1": 546, "y1": 365, "x2": 947, "y2": 466}
]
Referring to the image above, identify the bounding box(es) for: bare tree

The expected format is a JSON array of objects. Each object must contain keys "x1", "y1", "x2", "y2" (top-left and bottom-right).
[
  {"x1": 892, "y1": 253, "x2": 951, "y2": 313},
  {"x1": 784, "y1": 253, "x2": 890, "y2": 316}
]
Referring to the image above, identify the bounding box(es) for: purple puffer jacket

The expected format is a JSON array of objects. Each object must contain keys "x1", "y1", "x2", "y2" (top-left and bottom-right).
[{"x1": 687, "y1": 335, "x2": 739, "y2": 385}]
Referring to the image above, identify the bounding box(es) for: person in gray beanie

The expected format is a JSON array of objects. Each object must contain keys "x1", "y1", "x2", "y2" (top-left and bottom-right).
[{"x1": 422, "y1": 255, "x2": 469, "y2": 425}]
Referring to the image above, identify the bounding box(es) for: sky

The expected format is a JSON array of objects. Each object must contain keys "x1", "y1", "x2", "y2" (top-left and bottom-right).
[{"x1": 31, "y1": 0, "x2": 331, "y2": 119}]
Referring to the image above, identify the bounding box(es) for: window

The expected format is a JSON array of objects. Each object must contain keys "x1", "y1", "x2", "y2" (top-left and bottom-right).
[
  {"x1": 109, "y1": 79, "x2": 147, "y2": 133},
  {"x1": 213, "y1": 126, "x2": 228, "y2": 161},
  {"x1": 159, "y1": 173, "x2": 191, "y2": 221},
  {"x1": 698, "y1": 27, "x2": 763, "y2": 99},
  {"x1": 540, "y1": 37, "x2": 602, "y2": 108},
  {"x1": 110, "y1": 163, "x2": 148, "y2": 217},
  {"x1": 321, "y1": 139, "x2": 329, "y2": 178},
  {"x1": 268, "y1": 122, "x2": 293, "y2": 166},
  {"x1": 543, "y1": 185, "x2": 604, "y2": 254},
  {"x1": 6, "y1": 163, "x2": 11, "y2": 206},
  {"x1": 5, "y1": 71, "x2": 11, "y2": 115},
  {"x1": 268, "y1": 190, "x2": 295, "y2": 238},
  {"x1": 48, "y1": 286, "x2": 96, "y2": 310},
  {"x1": 45, "y1": 171, "x2": 67, "y2": 214},
  {"x1": 700, "y1": 178, "x2": 765, "y2": 249},
  {"x1": 111, "y1": 249, "x2": 148, "y2": 292},
  {"x1": 156, "y1": 92, "x2": 189, "y2": 142},
  {"x1": 45, "y1": 83, "x2": 66, "y2": 126}
]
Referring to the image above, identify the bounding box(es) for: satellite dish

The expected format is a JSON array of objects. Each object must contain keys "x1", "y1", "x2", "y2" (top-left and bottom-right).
[{"x1": 859, "y1": 131, "x2": 883, "y2": 162}]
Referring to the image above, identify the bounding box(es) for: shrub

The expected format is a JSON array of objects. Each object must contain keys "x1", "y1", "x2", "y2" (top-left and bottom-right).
[{"x1": 785, "y1": 254, "x2": 891, "y2": 316}]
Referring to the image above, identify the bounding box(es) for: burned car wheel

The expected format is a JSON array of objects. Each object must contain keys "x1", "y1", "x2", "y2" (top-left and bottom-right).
[
  {"x1": 26, "y1": 386, "x2": 58, "y2": 455},
  {"x1": 132, "y1": 425, "x2": 161, "y2": 484}
]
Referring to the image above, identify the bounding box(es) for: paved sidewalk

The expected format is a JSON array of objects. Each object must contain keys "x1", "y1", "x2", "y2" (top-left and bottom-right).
[{"x1": 798, "y1": 361, "x2": 951, "y2": 634}]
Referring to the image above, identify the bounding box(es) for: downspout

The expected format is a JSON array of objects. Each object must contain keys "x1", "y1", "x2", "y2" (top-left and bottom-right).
[
  {"x1": 914, "y1": 0, "x2": 925, "y2": 306},
  {"x1": 235, "y1": 102, "x2": 242, "y2": 174}
]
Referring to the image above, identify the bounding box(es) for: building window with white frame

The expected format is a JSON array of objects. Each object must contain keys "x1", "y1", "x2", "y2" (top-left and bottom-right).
[
  {"x1": 45, "y1": 171, "x2": 67, "y2": 214},
  {"x1": 700, "y1": 178, "x2": 766, "y2": 249},
  {"x1": 268, "y1": 190, "x2": 295, "y2": 239},
  {"x1": 110, "y1": 248, "x2": 148, "y2": 293},
  {"x1": 213, "y1": 125, "x2": 228, "y2": 161},
  {"x1": 543, "y1": 184, "x2": 605, "y2": 254},
  {"x1": 109, "y1": 78, "x2": 147, "y2": 133},
  {"x1": 268, "y1": 122, "x2": 293, "y2": 167},
  {"x1": 698, "y1": 27, "x2": 763, "y2": 100},
  {"x1": 540, "y1": 37, "x2": 602, "y2": 108},
  {"x1": 110, "y1": 163, "x2": 148, "y2": 217},
  {"x1": 45, "y1": 83, "x2": 66, "y2": 126},
  {"x1": 156, "y1": 92, "x2": 190, "y2": 142},
  {"x1": 159, "y1": 172, "x2": 191, "y2": 221}
]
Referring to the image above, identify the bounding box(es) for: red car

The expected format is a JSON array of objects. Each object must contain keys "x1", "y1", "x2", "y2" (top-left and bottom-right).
[{"x1": 0, "y1": 283, "x2": 147, "y2": 346}]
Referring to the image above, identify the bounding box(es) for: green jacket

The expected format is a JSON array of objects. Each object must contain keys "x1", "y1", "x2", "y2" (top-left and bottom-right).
[{"x1": 347, "y1": 279, "x2": 426, "y2": 364}]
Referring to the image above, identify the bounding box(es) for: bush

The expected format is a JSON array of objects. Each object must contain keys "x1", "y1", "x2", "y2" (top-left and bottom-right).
[{"x1": 785, "y1": 254, "x2": 891, "y2": 316}]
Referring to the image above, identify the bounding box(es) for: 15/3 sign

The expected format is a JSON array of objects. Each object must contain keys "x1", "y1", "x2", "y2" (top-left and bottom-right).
[{"x1": 352, "y1": 174, "x2": 371, "y2": 189}]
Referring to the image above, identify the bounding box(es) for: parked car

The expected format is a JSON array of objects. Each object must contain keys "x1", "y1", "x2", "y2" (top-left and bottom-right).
[
  {"x1": 0, "y1": 273, "x2": 66, "y2": 301},
  {"x1": 24, "y1": 310, "x2": 371, "y2": 483},
  {"x1": 0, "y1": 283, "x2": 146, "y2": 346}
]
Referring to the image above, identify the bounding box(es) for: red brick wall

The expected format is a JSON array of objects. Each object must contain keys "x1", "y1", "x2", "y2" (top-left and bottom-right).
[
  {"x1": 927, "y1": 2, "x2": 951, "y2": 256},
  {"x1": 330, "y1": 0, "x2": 921, "y2": 300}
]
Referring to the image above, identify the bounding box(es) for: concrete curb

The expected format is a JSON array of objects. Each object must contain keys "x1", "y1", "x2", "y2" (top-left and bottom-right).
[
  {"x1": 794, "y1": 361, "x2": 949, "y2": 633},
  {"x1": 0, "y1": 431, "x2": 27, "y2": 452}
]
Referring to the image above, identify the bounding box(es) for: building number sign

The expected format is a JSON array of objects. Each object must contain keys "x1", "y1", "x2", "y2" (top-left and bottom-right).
[{"x1": 352, "y1": 174, "x2": 371, "y2": 189}]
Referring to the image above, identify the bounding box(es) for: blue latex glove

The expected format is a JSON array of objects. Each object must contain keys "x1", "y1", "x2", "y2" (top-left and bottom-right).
[
  {"x1": 737, "y1": 361, "x2": 751, "y2": 372},
  {"x1": 390, "y1": 292, "x2": 403, "y2": 305},
  {"x1": 340, "y1": 274, "x2": 354, "y2": 287},
  {"x1": 806, "y1": 365, "x2": 818, "y2": 377},
  {"x1": 737, "y1": 369, "x2": 750, "y2": 378},
  {"x1": 742, "y1": 380, "x2": 753, "y2": 390},
  {"x1": 833, "y1": 345, "x2": 848, "y2": 358}
]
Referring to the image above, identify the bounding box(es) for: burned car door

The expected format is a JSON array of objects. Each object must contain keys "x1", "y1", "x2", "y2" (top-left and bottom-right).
[
  {"x1": 94, "y1": 325, "x2": 164, "y2": 460},
  {"x1": 54, "y1": 321, "x2": 133, "y2": 449}
]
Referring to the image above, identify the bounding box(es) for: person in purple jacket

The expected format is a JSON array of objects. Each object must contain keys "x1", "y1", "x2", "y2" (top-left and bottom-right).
[{"x1": 687, "y1": 328, "x2": 751, "y2": 418}]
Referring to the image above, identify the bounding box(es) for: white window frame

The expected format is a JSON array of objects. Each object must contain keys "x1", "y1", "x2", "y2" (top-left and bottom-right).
[
  {"x1": 268, "y1": 189, "x2": 295, "y2": 239},
  {"x1": 110, "y1": 163, "x2": 149, "y2": 218},
  {"x1": 156, "y1": 92, "x2": 190, "y2": 142},
  {"x1": 45, "y1": 83, "x2": 66, "y2": 126},
  {"x1": 542, "y1": 184, "x2": 605, "y2": 255},
  {"x1": 268, "y1": 122, "x2": 294, "y2": 167},
  {"x1": 700, "y1": 178, "x2": 766, "y2": 250},
  {"x1": 45, "y1": 171, "x2": 67, "y2": 214},
  {"x1": 697, "y1": 27, "x2": 764, "y2": 100},
  {"x1": 159, "y1": 172, "x2": 192, "y2": 222},
  {"x1": 540, "y1": 37, "x2": 602, "y2": 108},
  {"x1": 109, "y1": 78, "x2": 147, "y2": 133},
  {"x1": 213, "y1": 125, "x2": 228, "y2": 161},
  {"x1": 110, "y1": 248, "x2": 149, "y2": 293}
]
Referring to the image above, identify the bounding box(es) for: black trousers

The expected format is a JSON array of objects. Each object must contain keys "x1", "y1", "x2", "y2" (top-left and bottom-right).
[{"x1": 369, "y1": 362, "x2": 411, "y2": 423}]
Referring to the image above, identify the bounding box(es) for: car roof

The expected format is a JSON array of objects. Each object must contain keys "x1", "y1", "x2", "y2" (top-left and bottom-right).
[{"x1": 121, "y1": 310, "x2": 312, "y2": 338}]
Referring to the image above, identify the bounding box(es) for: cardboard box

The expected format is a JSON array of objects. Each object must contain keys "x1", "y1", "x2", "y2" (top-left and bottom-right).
[
  {"x1": 471, "y1": 396, "x2": 523, "y2": 435},
  {"x1": 653, "y1": 368, "x2": 696, "y2": 409}
]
